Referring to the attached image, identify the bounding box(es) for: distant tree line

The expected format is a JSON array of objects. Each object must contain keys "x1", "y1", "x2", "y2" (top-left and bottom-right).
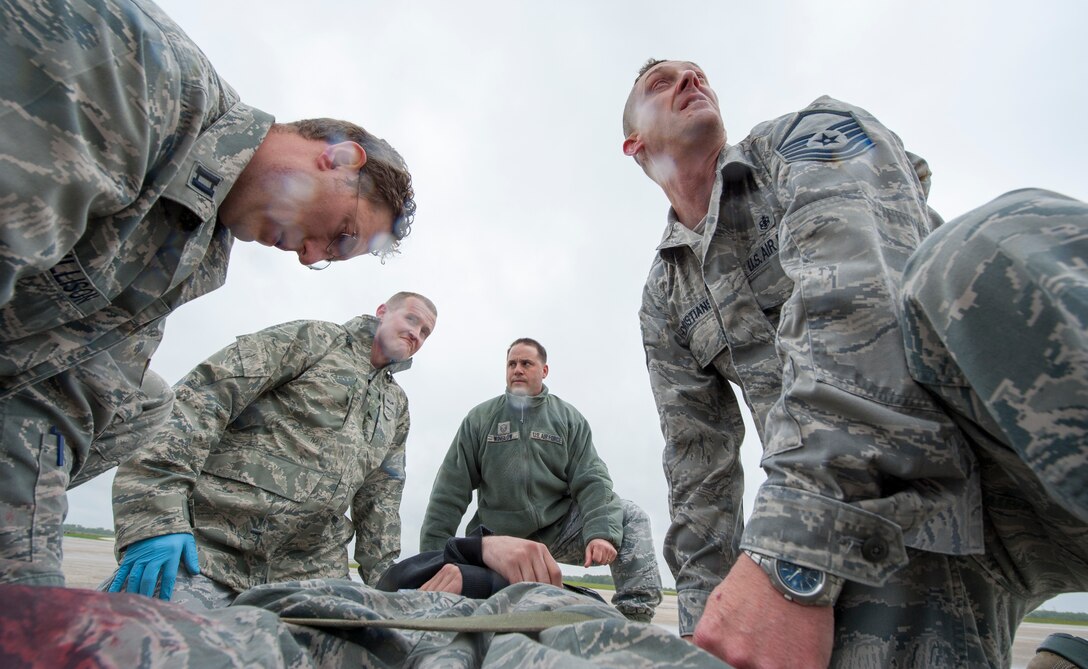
[
  {"x1": 63, "y1": 524, "x2": 114, "y2": 538},
  {"x1": 561, "y1": 572, "x2": 677, "y2": 596},
  {"x1": 563, "y1": 573, "x2": 615, "y2": 587},
  {"x1": 1025, "y1": 609, "x2": 1088, "y2": 625}
]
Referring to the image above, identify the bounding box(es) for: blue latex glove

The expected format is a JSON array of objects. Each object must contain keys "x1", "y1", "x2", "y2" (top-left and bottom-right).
[{"x1": 108, "y1": 533, "x2": 200, "y2": 600}]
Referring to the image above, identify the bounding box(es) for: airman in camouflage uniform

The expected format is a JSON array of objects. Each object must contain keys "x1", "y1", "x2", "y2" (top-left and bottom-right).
[
  {"x1": 421, "y1": 338, "x2": 663, "y2": 622},
  {"x1": 0, "y1": 0, "x2": 416, "y2": 588},
  {"x1": 901, "y1": 187, "x2": 1088, "y2": 527},
  {"x1": 623, "y1": 58, "x2": 1088, "y2": 667},
  {"x1": 899, "y1": 186, "x2": 1088, "y2": 661},
  {"x1": 107, "y1": 292, "x2": 437, "y2": 605}
]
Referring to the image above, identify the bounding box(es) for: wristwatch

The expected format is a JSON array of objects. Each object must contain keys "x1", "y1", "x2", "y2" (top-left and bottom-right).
[{"x1": 744, "y1": 550, "x2": 843, "y2": 607}]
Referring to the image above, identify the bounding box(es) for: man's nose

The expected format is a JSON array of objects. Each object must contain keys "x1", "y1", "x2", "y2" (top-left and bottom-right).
[
  {"x1": 296, "y1": 240, "x2": 326, "y2": 266},
  {"x1": 677, "y1": 69, "x2": 697, "y2": 91}
]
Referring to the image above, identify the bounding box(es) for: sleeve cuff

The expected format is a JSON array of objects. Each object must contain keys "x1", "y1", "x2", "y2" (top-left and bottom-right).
[
  {"x1": 676, "y1": 588, "x2": 711, "y2": 637},
  {"x1": 456, "y1": 564, "x2": 509, "y2": 598},
  {"x1": 743, "y1": 484, "x2": 908, "y2": 586},
  {"x1": 444, "y1": 533, "x2": 485, "y2": 566},
  {"x1": 113, "y1": 493, "x2": 193, "y2": 558}
]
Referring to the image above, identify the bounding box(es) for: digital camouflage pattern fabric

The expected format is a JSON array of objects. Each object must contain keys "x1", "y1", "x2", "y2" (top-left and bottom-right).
[
  {"x1": 0, "y1": 581, "x2": 730, "y2": 668},
  {"x1": 544, "y1": 497, "x2": 663, "y2": 621},
  {"x1": 641, "y1": 96, "x2": 952, "y2": 634},
  {"x1": 641, "y1": 94, "x2": 1088, "y2": 665},
  {"x1": 0, "y1": 0, "x2": 272, "y2": 586},
  {"x1": 901, "y1": 187, "x2": 1088, "y2": 526},
  {"x1": 236, "y1": 580, "x2": 719, "y2": 668},
  {"x1": 810, "y1": 187, "x2": 1088, "y2": 667},
  {"x1": 0, "y1": 584, "x2": 313, "y2": 668},
  {"x1": 111, "y1": 316, "x2": 411, "y2": 594}
]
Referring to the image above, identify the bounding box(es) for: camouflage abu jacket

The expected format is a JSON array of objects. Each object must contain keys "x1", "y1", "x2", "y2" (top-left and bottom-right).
[
  {"x1": 112, "y1": 316, "x2": 412, "y2": 588},
  {"x1": 641, "y1": 96, "x2": 980, "y2": 632},
  {"x1": 0, "y1": 0, "x2": 273, "y2": 400},
  {"x1": 420, "y1": 387, "x2": 623, "y2": 551}
]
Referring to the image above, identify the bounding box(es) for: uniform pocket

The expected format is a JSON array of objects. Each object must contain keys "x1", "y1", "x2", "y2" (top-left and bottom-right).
[
  {"x1": 787, "y1": 197, "x2": 934, "y2": 409},
  {"x1": 0, "y1": 399, "x2": 70, "y2": 565},
  {"x1": 202, "y1": 449, "x2": 330, "y2": 503},
  {"x1": 687, "y1": 315, "x2": 729, "y2": 369}
]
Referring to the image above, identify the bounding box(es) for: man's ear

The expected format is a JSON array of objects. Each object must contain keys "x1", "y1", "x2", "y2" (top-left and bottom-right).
[
  {"x1": 320, "y1": 141, "x2": 368, "y2": 170},
  {"x1": 375, "y1": 303, "x2": 387, "y2": 319},
  {"x1": 541, "y1": 364, "x2": 549, "y2": 379},
  {"x1": 622, "y1": 135, "x2": 643, "y2": 158}
]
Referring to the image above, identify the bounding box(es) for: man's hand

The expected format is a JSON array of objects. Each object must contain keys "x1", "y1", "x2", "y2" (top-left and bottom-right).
[
  {"x1": 481, "y1": 535, "x2": 562, "y2": 586},
  {"x1": 584, "y1": 538, "x2": 617, "y2": 567},
  {"x1": 693, "y1": 553, "x2": 833, "y2": 669},
  {"x1": 419, "y1": 563, "x2": 463, "y2": 594},
  {"x1": 108, "y1": 533, "x2": 200, "y2": 600}
]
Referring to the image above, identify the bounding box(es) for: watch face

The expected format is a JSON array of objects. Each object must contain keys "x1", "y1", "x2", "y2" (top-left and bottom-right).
[{"x1": 774, "y1": 559, "x2": 825, "y2": 596}]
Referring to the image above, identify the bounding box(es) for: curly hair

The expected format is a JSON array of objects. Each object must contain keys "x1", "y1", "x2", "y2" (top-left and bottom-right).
[{"x1": 282, "y1": 118, "x2": 416, "y2": 259}]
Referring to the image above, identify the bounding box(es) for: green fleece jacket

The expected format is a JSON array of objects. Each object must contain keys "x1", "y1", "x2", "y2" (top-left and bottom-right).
[{"x1": 420, "y1": 387, "x2": 622, "y2": 551}]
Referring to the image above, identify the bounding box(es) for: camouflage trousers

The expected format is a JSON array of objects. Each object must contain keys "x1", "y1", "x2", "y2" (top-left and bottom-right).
[
  {"x1": 1, "y1": 581, "x2": 728, "y2": 668},
  {"x1": 902, "y1": 187, "x2": 1088, "y2": 526},
  {"x1": 0, "y1": 333, "x2": 172, "y2": 586},
  {"x1": 834, "y1": 187, "x2": 1088, "y2": 667},
  {"x1": 546, "y1": 498, "x2": 663, "y2": 621}
]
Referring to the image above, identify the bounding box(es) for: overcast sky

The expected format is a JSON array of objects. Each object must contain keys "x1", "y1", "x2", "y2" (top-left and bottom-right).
[{"x1": 66, "y1": 0, "x2": 1088, "y2": 613}]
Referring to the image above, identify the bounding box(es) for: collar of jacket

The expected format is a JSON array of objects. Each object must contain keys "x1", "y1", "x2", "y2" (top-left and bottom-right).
[
  {"x1": 342, "y1": 314, "x2": 414, "y2": 376},
  {"x1": 655, "y1": 144, "x2": 757, "y2": 253},
  {"x1": 502, "y1": 384, "x2": 550, "y2": 409},
  {"x1": 161, "y1": 101, "x2": 275, "y2": 226}
]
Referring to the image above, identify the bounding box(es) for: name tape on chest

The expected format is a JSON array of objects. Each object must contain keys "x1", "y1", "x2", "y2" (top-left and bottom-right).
[
  {"x1": 50, "y1": 252, "x2": 101, "y2": 307},
  {"x1": 332, "y1": 373, "x2": 356, "y2": 387},
  {"x1": 676, "y1": 297, "x2": 713, "y2": 340},
  {"x1": 530, "y1": 431, "x2": 563, "y2": 444},
  {"x1": 744, "y1": 236, "x2": 779, "y2": 276}
]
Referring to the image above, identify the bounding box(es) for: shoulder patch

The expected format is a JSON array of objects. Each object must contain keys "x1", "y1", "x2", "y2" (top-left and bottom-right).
[{"x1": 776, "y1": 110, "x2": 873, "y2": 163}]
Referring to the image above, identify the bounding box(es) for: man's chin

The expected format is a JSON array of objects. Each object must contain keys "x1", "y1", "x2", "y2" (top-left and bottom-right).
[
  {"x1": 379, "y1": 344, "x2": 410, "y2": 365},
  {"x1": 225, "y1": 224, "x2": 257, "y2": 243},
  {"x1": 508, "y1": 386, "x2": 529, "y2": 396}
]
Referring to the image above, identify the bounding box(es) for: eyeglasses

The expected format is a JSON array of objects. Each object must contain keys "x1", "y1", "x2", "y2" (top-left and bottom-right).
[{"x1": 307, "y1": 171, "x2": 362, "y2": 271}]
